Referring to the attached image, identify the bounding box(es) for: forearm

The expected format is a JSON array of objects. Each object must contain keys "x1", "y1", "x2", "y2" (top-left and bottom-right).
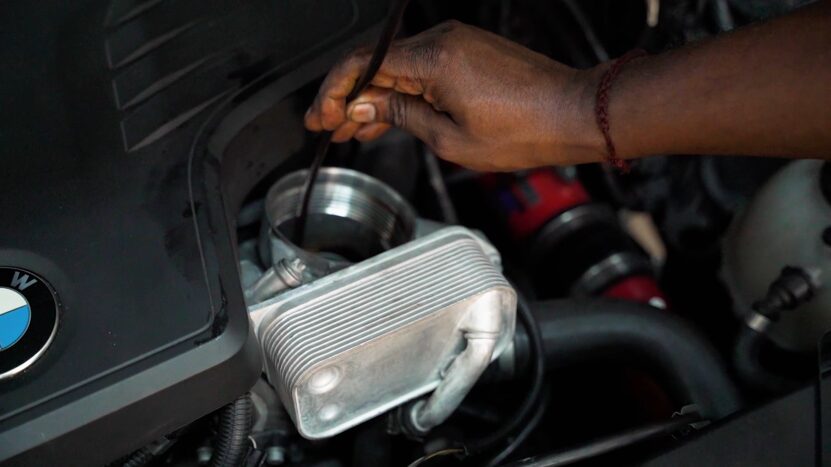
[{"x1": 579, "y1": 0, "x2": 831, "y2": 162}]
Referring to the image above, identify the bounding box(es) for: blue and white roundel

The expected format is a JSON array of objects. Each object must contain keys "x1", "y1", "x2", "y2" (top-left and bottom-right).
[{"x1": 0, "y1": 287, "x2": 31, "y2": 350}]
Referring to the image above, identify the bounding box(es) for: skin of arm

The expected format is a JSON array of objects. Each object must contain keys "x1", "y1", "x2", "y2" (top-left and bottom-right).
[
  {"x1": 304, "y1": 0, "x2": 831, "y2": 171},
  {"x1": 607, "y1": 0, "x2": 831, "y2": 160}
]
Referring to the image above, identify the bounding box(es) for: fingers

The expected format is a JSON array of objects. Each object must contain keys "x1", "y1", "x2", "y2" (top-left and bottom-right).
[
  {"x1": 354, "y1": 123, "x2": 391, "y2": 141},
  {"x1": 345, "y1": 87, "x2": 455, "y2": 153},
  {"x1": 328, "y1": 121, "x2": 390, "y2": 143},
  {"x1": 331, "y1": 120, "x2": 362, "y2": 143},
  {"x1": 323, "y1": 87, "x2": 393, "y2": 143},
  {"x1": 310, "y1": 84, "x2": 456, "y2": 148},
  {"x1": 306, "y1": 29, "x2": 448, "y2": 133}
]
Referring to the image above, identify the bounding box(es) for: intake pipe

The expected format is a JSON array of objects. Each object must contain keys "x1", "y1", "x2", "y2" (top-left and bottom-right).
[{"x1": 525, "y1": 299, "x2": 741, "y2": 420}]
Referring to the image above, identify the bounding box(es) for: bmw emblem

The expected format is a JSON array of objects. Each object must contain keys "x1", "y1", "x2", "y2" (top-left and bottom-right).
[{"x1": 0, "y1": 267, "x2": 59, "y2": 380}]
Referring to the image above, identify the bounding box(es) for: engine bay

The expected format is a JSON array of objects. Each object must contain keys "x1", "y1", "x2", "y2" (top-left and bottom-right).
[{"x1": 0, "y1": 0, "x2": 828, "y2": 466}]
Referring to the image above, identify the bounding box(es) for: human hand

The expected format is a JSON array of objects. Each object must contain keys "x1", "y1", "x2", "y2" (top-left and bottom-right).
[{"x1": 304, "y1": 21, "x2": 605, "y2": 171}]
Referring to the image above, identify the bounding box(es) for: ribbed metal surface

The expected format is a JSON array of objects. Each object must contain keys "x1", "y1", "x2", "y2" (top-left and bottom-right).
[{"x1": 251, "y1": 227, "x2": 514, "y2": 438}]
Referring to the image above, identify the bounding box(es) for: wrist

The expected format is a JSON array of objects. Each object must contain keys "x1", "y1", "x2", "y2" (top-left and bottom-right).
[
  {"x1": 566, "y1": 52, "x2": 651, "y2": 167},
  {"x1": 551, "y1": 66, "x2": 608, "y2": 165}
]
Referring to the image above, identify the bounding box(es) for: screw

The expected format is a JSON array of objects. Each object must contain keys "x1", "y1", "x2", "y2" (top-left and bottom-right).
[
  {"x1": 265, "y1": 446, "x2": 286, "y2": 465},
  {"x1": 307, "y1": 366, "x2": 341, "y2": 394}
]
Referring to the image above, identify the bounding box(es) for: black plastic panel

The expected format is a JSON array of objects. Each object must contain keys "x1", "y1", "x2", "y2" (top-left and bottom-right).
[
  {"x1": 644, "y1": 384, "x2": 817, "y2": 466},
  {"x1": 0, "y1": 0, "x2": 387, "y2": 464}
]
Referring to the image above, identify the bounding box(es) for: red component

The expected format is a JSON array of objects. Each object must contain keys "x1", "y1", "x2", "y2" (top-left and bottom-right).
[
  {"x1": 605, "y1": 274, "x2": 674, "y2": 418},
  {"x1": 603, "y1": 275, "x2": 668, "y2": 309},
  {"x1": 507, "y1": 170, "x2": 590, "y2": 238}
]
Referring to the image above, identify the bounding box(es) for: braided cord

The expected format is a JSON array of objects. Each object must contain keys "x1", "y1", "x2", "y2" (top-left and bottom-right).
[{"x1": 594, "y1": 49, "x2": 647, "y2": 172}]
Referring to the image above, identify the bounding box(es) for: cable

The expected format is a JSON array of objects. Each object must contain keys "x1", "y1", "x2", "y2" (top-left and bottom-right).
[
  {"x1": 407, "y1": 448, "x2": 466, "y2": 467},
  {"x1": 423, "y1": 146, "x2": 458, "y2": 224},
  {"x1": 711, "y1": 0, "x2": 735, "y2": 32},
  {"x1": 465, "y1": 290, "x2": 546, "y2": 457},
  {"x1": 561, "y1": 0, "x2": 609, "y2": 62},
  {"x1": 559, "y1": 0, "x2": 641, "y2": 208},
  {"x1": 503, "y1": 413, "x2": 701, "y2": 467},
  {"x1": 294, "y1": 0, "x2": 411, "y2": 244},
  {"x1": 485, "y1": 383, "x2": 552, "y2": 467}
]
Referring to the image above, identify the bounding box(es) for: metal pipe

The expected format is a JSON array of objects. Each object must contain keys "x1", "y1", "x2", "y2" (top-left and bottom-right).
[
  {"x1": 411, "y1": 336, "x2": 498, "y2": 432},
  {"x1": 409, "y1": 293, "x2": 506, "y2": 433}
]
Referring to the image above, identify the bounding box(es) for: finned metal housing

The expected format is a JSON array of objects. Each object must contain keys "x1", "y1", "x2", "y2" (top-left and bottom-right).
[{"x1": 249, "y1": 227, "x2": 516, "y2": 439}]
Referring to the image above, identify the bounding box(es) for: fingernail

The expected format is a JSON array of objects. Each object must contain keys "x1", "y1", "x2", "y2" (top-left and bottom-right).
[{"x1": 349, "y1": 103, "x2": 376, "y2": 123}]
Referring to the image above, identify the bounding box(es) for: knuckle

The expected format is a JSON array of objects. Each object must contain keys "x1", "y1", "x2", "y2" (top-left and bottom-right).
[
  {"x1": 407, "y1": 41, "x2": 443, "y2": 78},
  {"x1": 439, "y1": 19, "x2": 463, "y2": 32},
  {"x1": 439, "y1": 19, "x2": 468, "y2": 39},
  {"x1": 339, "y1": 47, "x2": 370, "y2": 72},
  {"x1": 389, "y1": 93, "x2": 409, "y2": 128},
  {"x1": 435, "y1": 45, "x2": 454, "y2": 69}
]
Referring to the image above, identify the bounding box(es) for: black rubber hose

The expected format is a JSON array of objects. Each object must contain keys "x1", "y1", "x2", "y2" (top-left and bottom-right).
[
  {"x1": 484, "y1": 383, "x2": 551, "y2": 467},
  {"x1": 733, "y1": 267, "x2": 815, "y2": 393},
  {"x1": 120, "y1": 447, "x2": 154, "y2": 467},
  {"x1": 733, "y1": 326, "x2": 798, "y2": 394},
  {"x1": 503, "y1": 413, "x2": 700, "y2": 467},
  {"x1": 528, "y1": 299, "x2": 741, "y2": 420},
  {"x1": 211, "y1": 393, "x2": 253, "y2": 467}
]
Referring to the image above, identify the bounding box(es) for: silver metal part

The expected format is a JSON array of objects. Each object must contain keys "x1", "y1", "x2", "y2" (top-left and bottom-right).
[
  {"x1": 245, "y1": 258, "x2": 307, "y2": 305},
  {"x1": 249, "y1": 227, "x2": 516, "y2": 439},
  {"x1": 196, "y1": 447, "x2": 212, "y2": 465},
  {"x1": 263, "y1": 167, "x2": 417, "y2": 264},
  {"x1": 265, "y1": 447, "x2": 286, "y2": 465},
  {"x1": 245, "y1": 167, "x2": 419, "y2": 306},
  {"x1": 745, "y1": 312, "x2": 772, "y2": 334},
  {"x1": 723, "y1": 160, "x2": 831, "y2": 352},
  {"x1": 408, "y1": 322, "x2": 501, "y2": 434}
]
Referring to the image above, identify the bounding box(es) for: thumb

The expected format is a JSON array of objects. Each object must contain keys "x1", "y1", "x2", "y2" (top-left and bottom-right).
[{"x1": 347, "y1": 87, "x2": 455, "y2": 150}]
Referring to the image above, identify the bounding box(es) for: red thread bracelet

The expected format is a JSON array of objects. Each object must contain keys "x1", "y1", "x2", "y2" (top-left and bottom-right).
[{"x1": 594, "y1": 49, "x2": 647, "y2": 173}]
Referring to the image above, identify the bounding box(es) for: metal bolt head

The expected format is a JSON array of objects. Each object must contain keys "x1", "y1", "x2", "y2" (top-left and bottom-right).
[{"x1": 307, "y1": 366, "x2": 341, "y2": 394}]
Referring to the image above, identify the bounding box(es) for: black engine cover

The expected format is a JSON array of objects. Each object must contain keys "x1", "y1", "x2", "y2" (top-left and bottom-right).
[{"x1": 0, "y1": 0, "x2": 386, "y2": 464}]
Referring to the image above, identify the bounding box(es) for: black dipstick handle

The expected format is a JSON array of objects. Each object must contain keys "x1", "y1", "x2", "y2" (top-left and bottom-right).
[{"x1": 293, "y1": 0, "x2": 411, "y2": 245}]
